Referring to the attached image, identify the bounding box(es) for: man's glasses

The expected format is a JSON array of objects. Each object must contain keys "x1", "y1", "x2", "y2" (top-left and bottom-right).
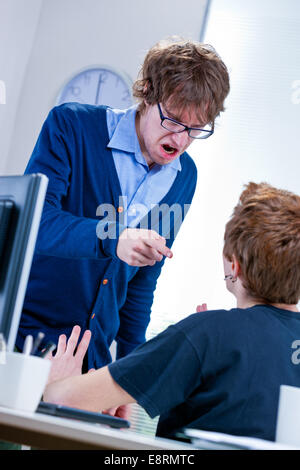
[{"x1": 157, "y1": 103, "x2": 214, "y2": 139}]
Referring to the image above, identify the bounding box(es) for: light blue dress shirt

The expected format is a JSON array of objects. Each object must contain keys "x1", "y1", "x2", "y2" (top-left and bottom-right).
[{"x1": 106, "y1": 105, "x2": 181, "y2": 227}]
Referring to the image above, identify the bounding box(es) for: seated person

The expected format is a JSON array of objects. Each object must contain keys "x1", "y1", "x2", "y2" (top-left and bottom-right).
[{"x1": 43, "y1": 182, "x2": 300, "y2": 442}]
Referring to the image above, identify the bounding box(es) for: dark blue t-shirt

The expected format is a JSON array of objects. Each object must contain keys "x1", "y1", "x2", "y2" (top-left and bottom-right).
[{"x1": 108, "y1": 305, "x2": 300, "y2": 440}]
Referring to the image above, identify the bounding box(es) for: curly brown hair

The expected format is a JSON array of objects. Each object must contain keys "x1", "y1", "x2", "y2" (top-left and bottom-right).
[
  {"x1": 223, "y1": 182, "x2": 300, "y2": 305},
  {"x1": 133, "y1": 37, "x2": 230, "y2": 125}
]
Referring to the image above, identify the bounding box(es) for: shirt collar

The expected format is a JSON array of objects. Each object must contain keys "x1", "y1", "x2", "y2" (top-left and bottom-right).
[{"x1": 107, "y1": 105, "x2": 182, "y2": 172}]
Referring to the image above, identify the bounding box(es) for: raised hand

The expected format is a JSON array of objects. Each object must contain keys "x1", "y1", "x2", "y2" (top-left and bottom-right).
[
  {"x1": 46, "y1": 325, "x2": 92, "y2": 385},
  {"x1": 196, "y1": 303, "x2": 208, "y2": 312}
]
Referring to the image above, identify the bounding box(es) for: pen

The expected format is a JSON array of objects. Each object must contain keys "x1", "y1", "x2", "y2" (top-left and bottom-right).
[
  {"x1": 39, "y1": 341, "x2": 56, "y2": 358},
  {"x1": 31, "y1": 331, "x2": 45, "y2": 356},
  {"x1": 23, "y1": 335, "x2": 33, "y2": 355}
]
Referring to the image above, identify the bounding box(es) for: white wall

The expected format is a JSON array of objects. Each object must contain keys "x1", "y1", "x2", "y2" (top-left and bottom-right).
[
  {"x1": 0, "y1": 0, "x2": 42, "y2": 173},
  {"x1": 150, "y1": 0, "x2": 300, "y2": 330},
  {"x1": 2, "y1": 0, "x2": 207, "y2": 175}
]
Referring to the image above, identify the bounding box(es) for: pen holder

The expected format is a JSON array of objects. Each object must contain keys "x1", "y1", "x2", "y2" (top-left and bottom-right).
[{"x1": 0, "y1": 351, "x2": 51, "y2": 412}]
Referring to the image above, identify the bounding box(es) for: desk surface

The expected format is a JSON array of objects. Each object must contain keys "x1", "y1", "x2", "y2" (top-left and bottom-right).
[
  {"x1": 0, "y1": 405, "x2": 295, "y2": 450},
  {"x1": 0, "y1": 405, "x2": 197, "y2": 450}
]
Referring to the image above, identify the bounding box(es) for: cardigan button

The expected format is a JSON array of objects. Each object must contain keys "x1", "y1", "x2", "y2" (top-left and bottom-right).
[
  {"x1": 117, "y1": 206, "x2": 124, "y2": 213},
  {"x1": 103, "y1": 279, "x2": 108, "y2": 285},
  {"x1": 91, "y1": 313, "x2": 95, "y2": 319}
]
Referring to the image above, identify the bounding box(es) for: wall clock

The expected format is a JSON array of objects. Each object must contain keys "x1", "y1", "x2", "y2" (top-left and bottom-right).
[{"x1": 56, "y1": 65, "x2": 133, "y2": 109}]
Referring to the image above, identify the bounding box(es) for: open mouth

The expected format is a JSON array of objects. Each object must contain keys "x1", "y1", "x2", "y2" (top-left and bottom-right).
[{"x1": 161, "y1": 144, "x2": 178, "y2": 156}]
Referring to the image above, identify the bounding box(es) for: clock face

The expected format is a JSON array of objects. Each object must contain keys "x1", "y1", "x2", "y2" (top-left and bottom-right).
[{"x1": 57, "y1": 66, "x2": 133, "y2": 109}]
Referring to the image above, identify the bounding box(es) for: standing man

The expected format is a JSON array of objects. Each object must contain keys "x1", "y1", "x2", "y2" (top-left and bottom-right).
[{"x1": 17, "y1": 38, "x2": 230, "y2": 372}]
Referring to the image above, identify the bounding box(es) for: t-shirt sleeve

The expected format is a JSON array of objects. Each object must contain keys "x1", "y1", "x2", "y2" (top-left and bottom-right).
[{"x1": 108, "y1": 321, "x2": 203, "y2": 418}]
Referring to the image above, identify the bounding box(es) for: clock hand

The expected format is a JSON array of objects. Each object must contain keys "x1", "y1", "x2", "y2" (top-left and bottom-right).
[{"x1": 95, "y1": 73, "x2": 105, "y2": 105}]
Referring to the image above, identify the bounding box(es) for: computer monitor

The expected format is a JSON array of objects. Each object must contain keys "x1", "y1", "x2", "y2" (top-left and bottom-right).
[{"x1": 0, "y1": 174, "x2": 48, "y2": 351}]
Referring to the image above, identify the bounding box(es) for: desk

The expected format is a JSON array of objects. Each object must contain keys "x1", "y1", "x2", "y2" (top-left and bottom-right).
[
  {"x1": 0, "y1": 406, "x2": 294, "y2": 450},
  {"x1": 0, "y1": 406, "x2": 197, "y2": 450}
]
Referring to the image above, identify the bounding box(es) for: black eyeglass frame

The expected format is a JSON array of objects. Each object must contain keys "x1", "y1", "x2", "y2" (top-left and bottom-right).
[{"x1": 157, "y1": 103, "x2": 214, "y2": 140}]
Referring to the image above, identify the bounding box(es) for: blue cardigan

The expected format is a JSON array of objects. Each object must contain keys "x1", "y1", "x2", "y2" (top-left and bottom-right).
[{"x1": 17, "y1": 103, "x2": 197, "y2": 369}]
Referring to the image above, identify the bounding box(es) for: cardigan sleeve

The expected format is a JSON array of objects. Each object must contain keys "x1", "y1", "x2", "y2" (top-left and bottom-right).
[{"x1": 25, "y1": 105, "x2": 123, "y2": 260}]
